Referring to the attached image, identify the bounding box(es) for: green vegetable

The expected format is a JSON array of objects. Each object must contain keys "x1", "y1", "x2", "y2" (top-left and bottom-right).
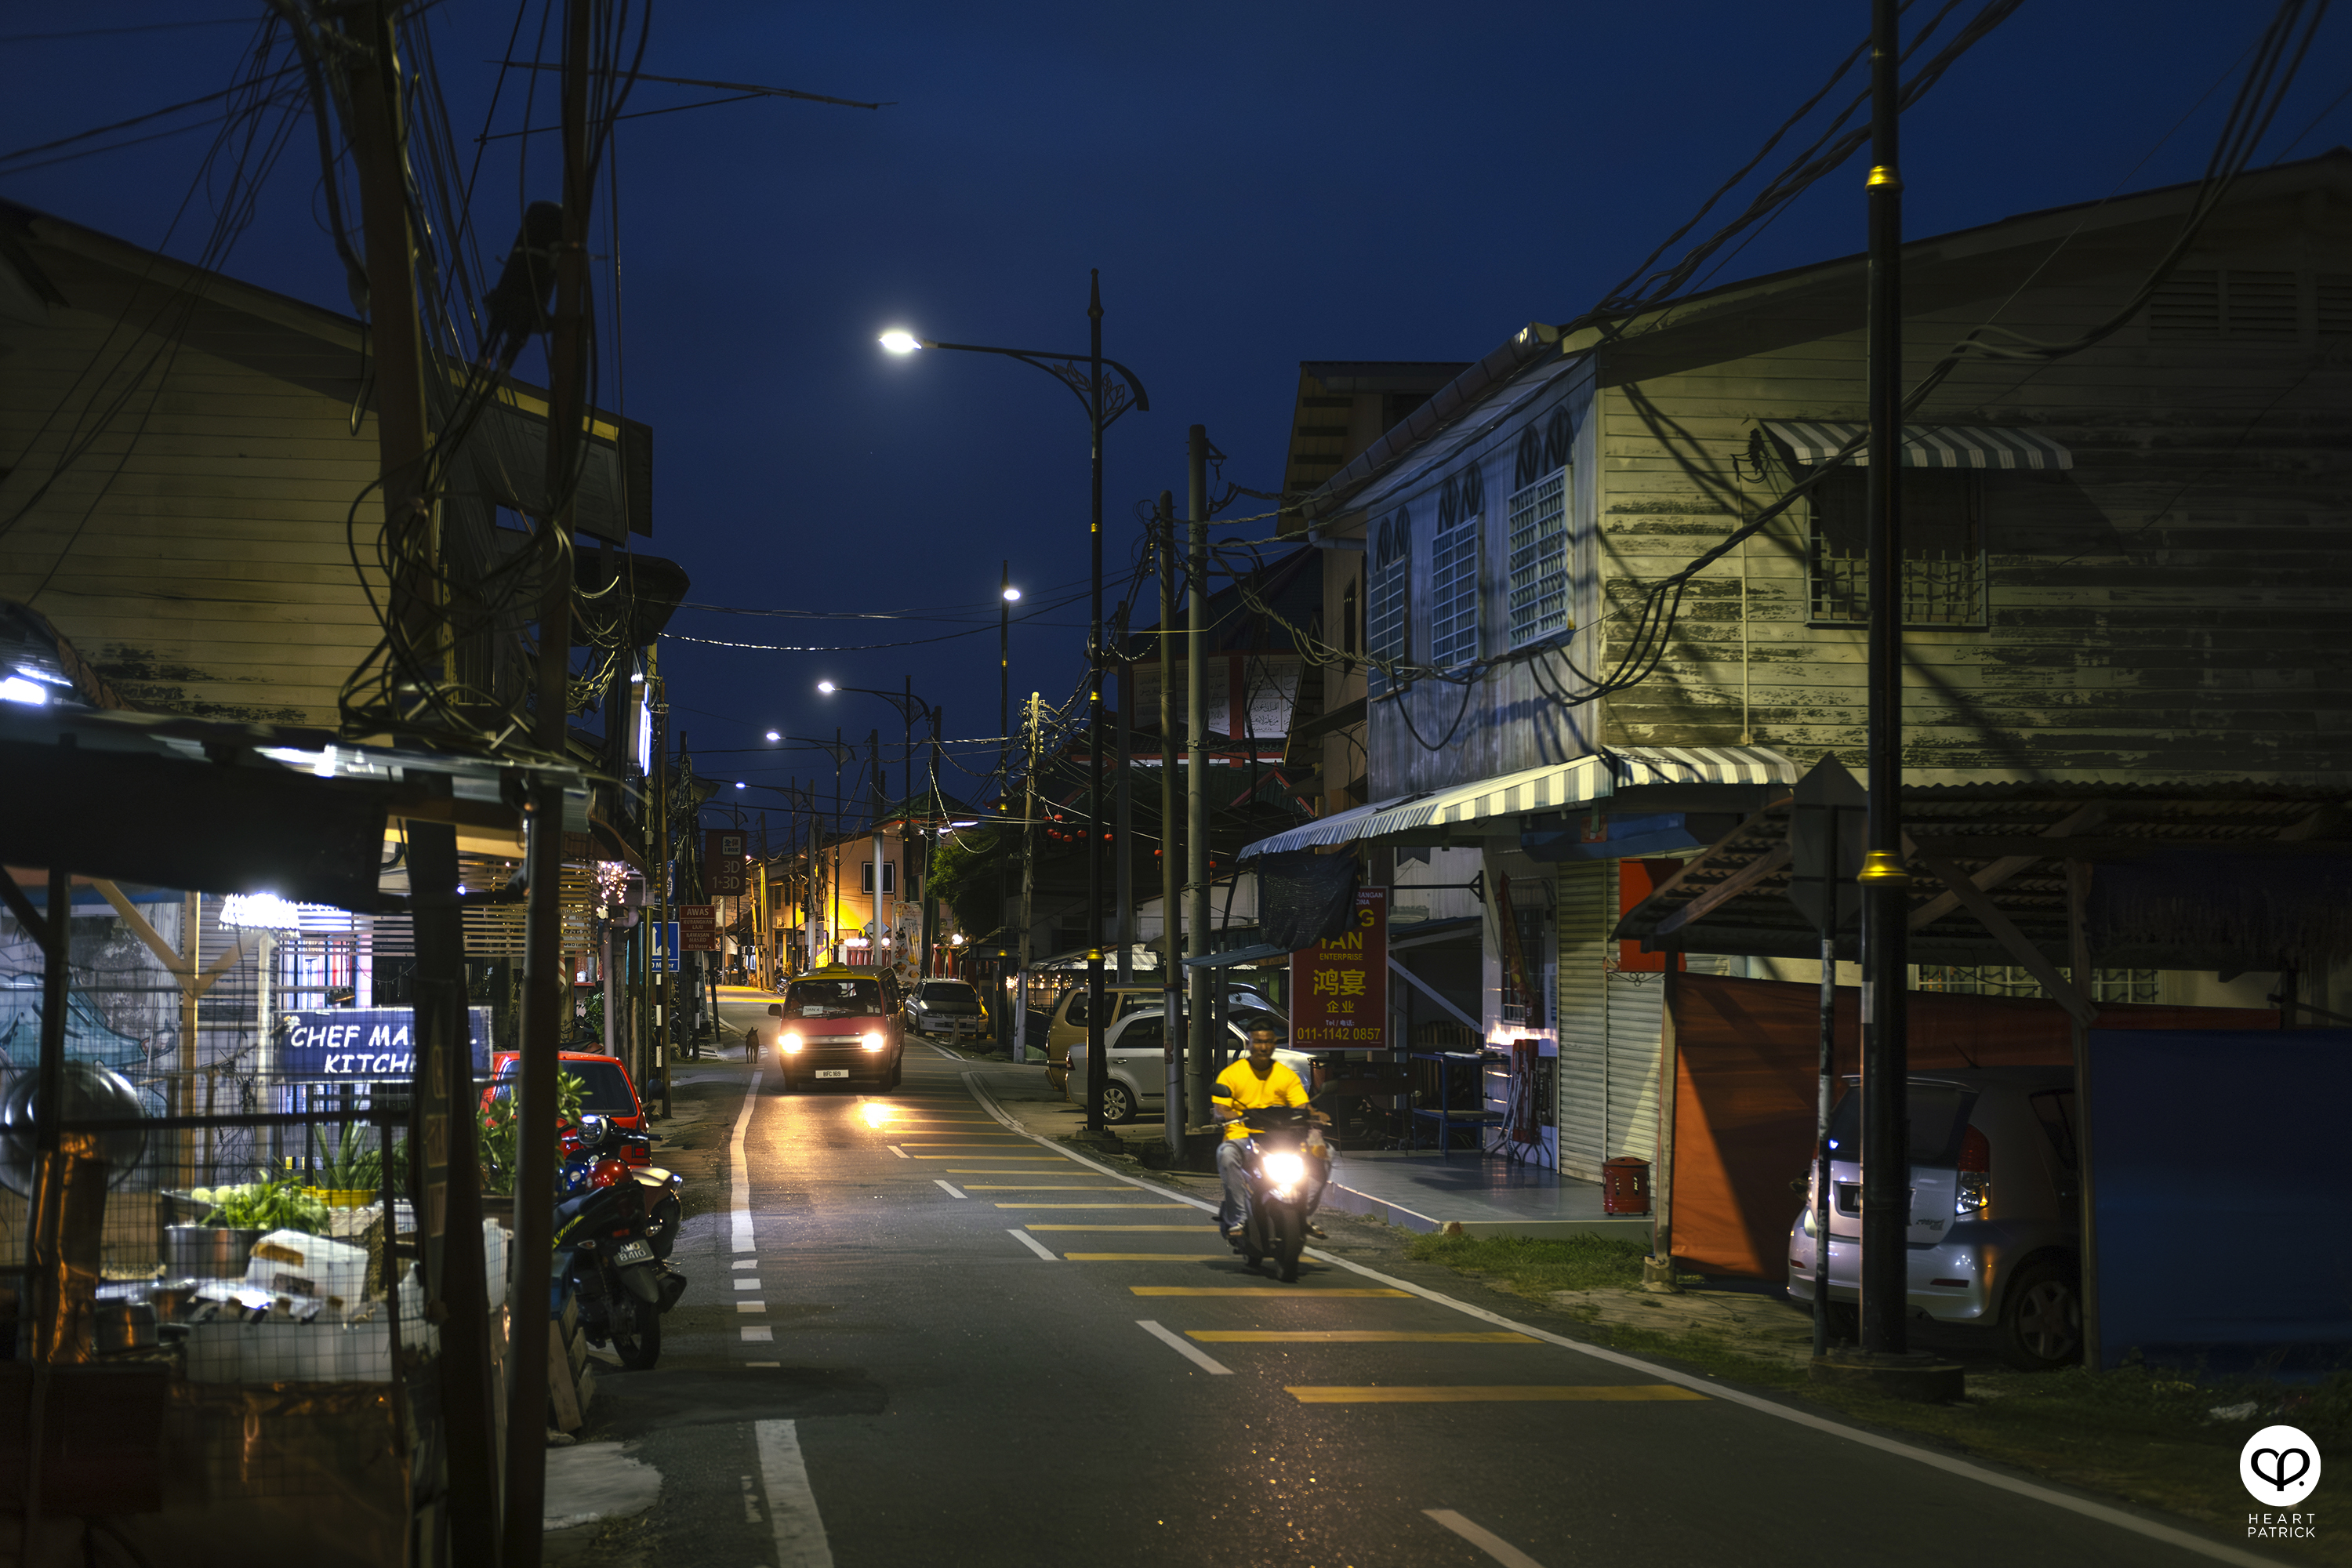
[{"x1": 191, "y1": 1179, "x2": 330, "y2": 1234}]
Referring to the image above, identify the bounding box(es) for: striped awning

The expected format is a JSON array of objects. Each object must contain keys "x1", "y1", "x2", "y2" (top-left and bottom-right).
[
  {"x1": 1235, "y1": 745, "x2": 1799, "y2": 858},
  {"x1": 1761, "y1": 419, "x2": 2072, "y2": 470}
]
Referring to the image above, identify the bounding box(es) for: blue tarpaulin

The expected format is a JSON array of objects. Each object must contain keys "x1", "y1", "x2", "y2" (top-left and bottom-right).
[{"x1": 2090, "y1": 1027, "x2": 2352, "y2": 1368}]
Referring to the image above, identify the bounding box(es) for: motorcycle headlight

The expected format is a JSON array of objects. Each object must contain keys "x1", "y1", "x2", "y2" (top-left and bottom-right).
[
  {"x1": 860, "y1": 1032, "x2": 885, "y2": 1051},
  {"x1": 1262, "y1": 1151, "x2": 1305, "y2": 1187},
  {"x1": 781, "y1": 1033, "x2": 804, "y2": 1054}
]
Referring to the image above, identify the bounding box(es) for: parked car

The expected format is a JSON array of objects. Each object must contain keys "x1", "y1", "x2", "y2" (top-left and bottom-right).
[
  {"x1": 484, "y1": 1050, "x2": 648, "y2": 1136},
  {"x1": 904, "y1": 978, "x2": 990, "y2": 1042},
  {"x1": 1787, "y1": 1067, "x2": 2083, "y2": 1370},
  {"x1": 774, "y1": 967, "x2": 904, "y2": 1092},
  {"x1": 1067, "y1": 1004, "x2": 1305, "y2": 1124},
  {"x1": 1040, "y1": 981, "x2": 1272, "y2": 1092}
]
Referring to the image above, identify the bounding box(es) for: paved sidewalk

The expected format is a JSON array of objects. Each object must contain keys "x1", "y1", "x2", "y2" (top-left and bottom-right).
[{"x1": 944, "y1": 1046, "x2": 1654, "y2": 1243}]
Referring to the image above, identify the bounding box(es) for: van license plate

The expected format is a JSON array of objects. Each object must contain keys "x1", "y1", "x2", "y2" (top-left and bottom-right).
[{"x1": 815, "y1": 1069, "x2": 849, "y2": 1079}]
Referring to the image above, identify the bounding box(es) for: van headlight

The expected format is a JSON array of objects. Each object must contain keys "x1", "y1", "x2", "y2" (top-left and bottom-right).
[
  {"x1": 860, "y1": 1032, "x2": 885, "y2": 1052},
  {"x1": 781, "y1": 1033, "x2": 804, "y2": 1054},
  {"x1": 1262, "y1": 1152, "x2": 1305, "y2": 1187}
]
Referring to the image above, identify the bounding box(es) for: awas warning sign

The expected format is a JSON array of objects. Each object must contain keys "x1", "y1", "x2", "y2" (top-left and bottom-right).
[{"x1": 1289, "y1": 887, "x2": 1387, "y2": 1049}]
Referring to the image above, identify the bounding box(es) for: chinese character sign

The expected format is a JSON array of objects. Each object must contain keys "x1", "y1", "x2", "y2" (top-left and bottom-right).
[
  {"x1": 704, "y1": 829, "x2": 747, "y2": 897},
  {"x1": 1290, "y1": 887, "x2": 1387, "y2": 1049},
  {"x1": 677, "y1": 903, "x2": 720, "y2": 952}
]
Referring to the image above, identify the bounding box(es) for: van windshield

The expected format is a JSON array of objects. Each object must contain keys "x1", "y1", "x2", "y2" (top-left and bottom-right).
[
  {"x1": 1826, "y1": 1082, "x2": 1973, "y2": 1169},
  {"x1": 788, "y1": 978, "x2": 882, "y2": 1018}
]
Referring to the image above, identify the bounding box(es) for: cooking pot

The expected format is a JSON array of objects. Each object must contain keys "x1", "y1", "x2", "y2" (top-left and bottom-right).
[
  {"x1": 96, "y1": 1301, "x2": 157, "y2": 1354},
  {"x1": 165, "y1": 1225, "x2": 263, "y2": 1279}
]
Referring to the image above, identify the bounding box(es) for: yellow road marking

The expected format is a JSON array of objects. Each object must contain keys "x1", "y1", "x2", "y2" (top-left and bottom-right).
[
  {"x1": 1065, "y1": 1253, "x2": 1231, "y2": 1261},
  {"x1": 1190, "y1": 1330, "x2": 1541, "y2": 1344},
  {"x1": 1285, "y1": 1385, "x2": 1707, "y2": 1404},
  {"x1": 1025, "y1": 1225, "x2": 1200, "y2": 1232},
  {"x1": 1131, "y1": 1287, "x2": 1412, "y2": 1298}
]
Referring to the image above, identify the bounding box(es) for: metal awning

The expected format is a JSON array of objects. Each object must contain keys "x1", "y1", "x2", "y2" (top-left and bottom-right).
[
  {"x1": 1236, "y1": 746, "x2": 1798, "y2": 858},
  {"x1": 1761, "y1": 419, "x2": 2072, "y2": 470}
]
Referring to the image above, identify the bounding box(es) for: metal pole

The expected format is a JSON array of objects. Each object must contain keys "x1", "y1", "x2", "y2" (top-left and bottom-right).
[
  {"x1": 1814, "y1": 933, "x2": 1836, "y2": 1356},
  {"x1": 1017, "y1": 694, "x2": 1040, "y2": 1065},
  {"x1": 1000, "y1": 561, "x2": 1013, "y2": 1048},
  {"x1": 1856, "y1": 0, "x2": 1912, "y2": 1360},
  {"x1": 1084, "y1": 271, "x2": 1108, "y2": 1134},
  {"x1": 869, "y1": 730, "x2": 884, "y2": 965},
  {"x1": 1185, "y1": 427, "x2": 1213, "y2": 1152},
  {"x1": 1115, "y1": 666, "x2": 1133, "y2": 988},
  {"x1": 1157, "y1": 492, "x2": 1184, "y2": 1156},
  {"x1": 920, "y1": 708, "x2": 941, "y2": 978}
]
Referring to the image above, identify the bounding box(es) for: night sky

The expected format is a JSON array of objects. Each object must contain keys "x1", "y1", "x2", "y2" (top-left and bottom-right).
[{"x1": 4, "y1": 2, "x2": 2346, "y2": 833}]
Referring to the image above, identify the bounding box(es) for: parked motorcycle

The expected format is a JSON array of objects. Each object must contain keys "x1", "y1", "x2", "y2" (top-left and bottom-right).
[
  {"x1": 1224, "y1": 1102, "x2": 1334, "y2": 1284},
  {"x1": 554, "y1": 1119, "x2": 688, "y2": 1367},
  {"x1": 561, "y1": 1114, "x2": 684, "y2": 1261}
]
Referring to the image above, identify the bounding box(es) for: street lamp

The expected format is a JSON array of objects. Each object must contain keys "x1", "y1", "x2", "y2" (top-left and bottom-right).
[
  {"x1": 877, "y1": 275, "x2": 1149, "y2": 1135},
  {"x1": 817, "y1": 680, "x2": 946, "y2": 976}
]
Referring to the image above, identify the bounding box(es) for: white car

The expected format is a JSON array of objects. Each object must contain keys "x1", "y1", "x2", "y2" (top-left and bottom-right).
[{"x1": 1066, "y1": 1005, "x2": 1311, "y2": 1125}]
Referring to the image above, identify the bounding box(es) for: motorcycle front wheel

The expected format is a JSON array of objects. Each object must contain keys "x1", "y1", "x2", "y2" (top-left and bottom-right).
[
  {"x1": 611, "y1": 1304, "x2": 662, "y2": 1370},
  {"x1": 1272, "y1": 1205, "x2": 1305, "y2": 1283}
]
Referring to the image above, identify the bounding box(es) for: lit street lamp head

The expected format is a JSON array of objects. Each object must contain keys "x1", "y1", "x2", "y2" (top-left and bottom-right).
[
  {"x1": 765, "y1": 729, "x2": 781, "y2": 742},
  {"x1": 877, "y1": 329, "x2": 922, "y2": 354},
  {"x1": 1002, "y1": 586, "x2": 1021, "y2": 603},
  {"x1": 817, "y1": 681, "x2": 837, "y2": 695}
]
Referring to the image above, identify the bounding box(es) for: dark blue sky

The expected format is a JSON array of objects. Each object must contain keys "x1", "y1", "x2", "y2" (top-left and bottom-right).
[{"x1": 4, "y1": 2, "x2": 2345, "y2": 829}]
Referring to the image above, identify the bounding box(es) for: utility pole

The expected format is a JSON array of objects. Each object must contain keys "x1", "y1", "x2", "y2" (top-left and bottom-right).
[
  {"x1": 919, "y1": 707, "x2": 942, "y2": 978},
  {"x1": 1115, "y1": 655, "x2": 1133, "y2": 988},
  {"x1": 339, "y1": 4, "x2": 496, "y2": 1556},
  {"x1": 1156, "y1": 492, "x2": 1183, "y2": 1155},
  {"x1": 869, "y1": 729, "x2": 885, "y2": 964},
  {"x1": 1083, "y1": 273, "x2": 1109, "y2": 1138},
  {"x1": 1856, "y1": 0, "x2": 1916, "y2": 1371},
  {"x1": 1017, "y1": 694, "x2": 1040, "y2": 1064},
  {"x1": 1185, "y1": 426, "x2": 1214, "y2": 1153}
]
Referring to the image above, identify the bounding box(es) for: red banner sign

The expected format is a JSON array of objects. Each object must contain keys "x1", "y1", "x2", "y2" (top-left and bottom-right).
[
  {"x1": 677, "y1": 903, "x2": 719, "y2": 952},
  {"x1": 1289, "y1": 887, "x2": 1387, "y2": 1050},
  {"x1": 704, "y1": 829, "x2": 747, "y2": 897}
]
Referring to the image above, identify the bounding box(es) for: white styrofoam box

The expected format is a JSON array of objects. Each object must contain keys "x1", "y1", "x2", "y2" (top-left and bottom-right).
[
  {"x1": 485, "y1": 1221, "x2": 512, "y2": 1313},
  {"x1": 245, "y1": 1229, "x2": 373, "y2": 1310},
  {"x1": 180, "y1": 1316, "x2": 434, "y2": 1384}
]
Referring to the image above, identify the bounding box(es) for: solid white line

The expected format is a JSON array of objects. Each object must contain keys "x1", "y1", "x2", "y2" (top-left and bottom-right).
[
  {"x1": 887, "y1": 1145, "x2": 910, "y2": 1159},
  {"x1": 926, "y1": 1042, "x2": 964, "y2": 1060},
  {"x1": 934, "y1": 1179, "x2": 967, "y2": 1199},
  {"x1": 1137, "y1": 1319, "x2": 1232, "y2": 1375},
  {"x1": 729, "y1": 1065, "x2": 765, "y2": 1254},
  {"x1": 754, "y1": 1418, "x2": 834, "y2": 1568},
  {"x1": 1424, "y1": 1510, "x2": 1544, "y2": 1568},
  {"x1": 1006, "y1": 1229, "x2": 1059, "y2": 1261},
  {"x1": 959, "y1": 1072, "x2": 2266, "y2": 1568}
]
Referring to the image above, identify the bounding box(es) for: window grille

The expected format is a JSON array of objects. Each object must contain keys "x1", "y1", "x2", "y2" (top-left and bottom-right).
[
  {"x1": 1915, "y1": 965, "x2": 2158, "y2": 1004},
  {"x1": 1430, "y1": 467, "x2": 1483, "y2": 670},
  {"x1": 859, "y1": 861, "x2": 896, "y2": 894},
  {"x1": 1367, "y1": 507, "x2": 1410, "y2": 696},
  {"x1": 1506, "y1": 456, "x2": 1569, "y2": 647},
  {"x1": 1808, "y1": 467, "x2": 1983, "y2": 627}
]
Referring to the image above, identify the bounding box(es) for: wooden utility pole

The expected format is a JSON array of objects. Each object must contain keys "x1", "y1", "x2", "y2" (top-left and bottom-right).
[
  {"x1": 1185, "y1": 427, "x2": 1213, "y2": 1146},
  {"x1": 510, "y1": 2, "x2": 594, "y2": 1559},
  {"x1": 339, "y1": 4, "x2": 499, "y2": 1558}
]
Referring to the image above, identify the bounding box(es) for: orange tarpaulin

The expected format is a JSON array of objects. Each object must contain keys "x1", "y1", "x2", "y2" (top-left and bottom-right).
[{"x1": 1665, "y1": 973, "x2": 2277, "y2": 1278}]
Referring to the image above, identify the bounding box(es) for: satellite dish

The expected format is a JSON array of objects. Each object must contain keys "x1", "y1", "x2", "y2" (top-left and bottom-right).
[{"x1": 0, "y1": 1061, "x2": 151, "y2": 1196}]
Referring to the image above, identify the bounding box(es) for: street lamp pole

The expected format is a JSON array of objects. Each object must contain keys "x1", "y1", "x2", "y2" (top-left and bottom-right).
[{"x1": 877, "y1": 281, "x2": 1148, "y2": 1134}]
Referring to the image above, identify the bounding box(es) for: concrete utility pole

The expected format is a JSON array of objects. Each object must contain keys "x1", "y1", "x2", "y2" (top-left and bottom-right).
[
  {"x1": 869, "y1": 730, "x2": 886, "y2": 963},
  {"x1": 1185, "y1": 427, "x2": 1214, "y2": 1152},
  {"x1": 1156, "y1": 492, "x2": 1183, "y2": 1155},
  {"x1": 1016, "y1": 694, "x2": 1040, "y2": 1064},
  {"x1": 339, "y1": 2, "x2": 496, "y2": 1555}
]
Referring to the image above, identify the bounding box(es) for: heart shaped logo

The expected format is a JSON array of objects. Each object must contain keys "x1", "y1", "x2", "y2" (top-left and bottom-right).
[{"x1": 2241, "y1": 1424, "x2": 2322, "y2": 1507}]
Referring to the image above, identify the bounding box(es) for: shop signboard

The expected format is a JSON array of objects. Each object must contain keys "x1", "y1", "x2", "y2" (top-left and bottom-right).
[
  {"x1": 1289, "y1": 887, "x2": 1387, "y2": 1050},
  {"x1": 677, "y1": 903, "x2": 720, "y2": 952},
  {"x1": 279, "y1": 1006, "x2": 492, "y2": 1080},
  {"x1": 704, "y1": 829, "x2": 747, "y2": 897}
]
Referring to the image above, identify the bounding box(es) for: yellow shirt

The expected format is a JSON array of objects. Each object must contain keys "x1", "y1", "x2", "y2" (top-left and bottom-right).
[{"x1": 1212, "y1": 1058, "x2": 1310, "y2": 1142}]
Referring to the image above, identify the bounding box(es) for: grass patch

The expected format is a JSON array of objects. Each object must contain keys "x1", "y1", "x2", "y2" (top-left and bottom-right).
[{"x1": 1403, "y1": 1231, "x2": 1652, "y2": 1294}]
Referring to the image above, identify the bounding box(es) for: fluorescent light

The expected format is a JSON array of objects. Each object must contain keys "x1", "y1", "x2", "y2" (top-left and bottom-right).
[{"x1": 219, "y1": 892, "x2": 303, "y2": 931}]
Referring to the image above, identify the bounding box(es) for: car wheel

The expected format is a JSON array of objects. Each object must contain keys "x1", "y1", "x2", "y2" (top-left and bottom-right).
[
  {"x1": 1996, "y1": 1260, "x2": 2083, "y2": 1370},
  {"x1": 1099, "y1": 1080, "x2": 1138, "y2": 1124}
]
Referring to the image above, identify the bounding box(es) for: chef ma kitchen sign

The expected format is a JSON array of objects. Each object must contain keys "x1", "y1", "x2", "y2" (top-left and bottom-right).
[{"x1": 280, "y1": 1007, "x2": 493, "y2": 1082}]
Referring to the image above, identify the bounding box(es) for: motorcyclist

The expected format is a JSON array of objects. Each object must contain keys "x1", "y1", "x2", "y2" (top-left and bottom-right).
[{"x1": 1210, "y1": 1020, "x2": 1331, "y2": 1242}]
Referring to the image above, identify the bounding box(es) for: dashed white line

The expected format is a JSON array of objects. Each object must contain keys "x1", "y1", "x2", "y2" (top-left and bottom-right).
[
  {"x1": 1137, "y1": 1319, "x2": 1232, "y2": 1376},
  {"x1": 733, "y1": 1278, "x2": 761, "y2": 1290},
  {"x1": 886, "y1": 1145, "x2": 910, "y2": 1159},
  {"x1": 742, "y1": 1327, "x2": 773, "y2": 1342},
  {"x1": 729, "y1": 1064, "x2": 765, "y2": 1254},
  {"x1": 737, "y1": 1301, "x2": 767, "y2": 1312},
  {"x1": 1425, "y1": 1511, "x2": 1545, "y2": 1568},
  {"x1": 1006, "y1": 1229, "x2": 1059, "y2": 1261},
  {"x1": 934, "y1": 1179, "x2": 967, "y2": 1199},
  {"x1": 754, "y1": 1419, "x2": 835, "y2": 1568}
]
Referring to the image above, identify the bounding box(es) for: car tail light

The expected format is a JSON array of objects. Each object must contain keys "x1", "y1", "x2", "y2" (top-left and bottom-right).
[{"x1": 1955, "y1": 1124, "x2": 1991, "y2": 1214}]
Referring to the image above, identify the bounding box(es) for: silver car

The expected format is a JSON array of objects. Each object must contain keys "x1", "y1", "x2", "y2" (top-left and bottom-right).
[
  {"x1": 1787, "y1": 1067, "x2": 2083, "y2": 1370},
  {"x1": 1067, "y1": 1005, "x2": 1308, "y2": 1125},
  {"x1": 903, "y1": 978, "x2": 990, "y2": 1042}
]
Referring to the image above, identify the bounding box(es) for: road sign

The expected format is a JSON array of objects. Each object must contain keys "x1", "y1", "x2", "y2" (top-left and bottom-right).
[
  {"x1": 704, "y1": 829, "x2": 746, "y2": 897},
  {"x1": 1290, "y1": 887, "x2": 1387, "y2": 1049},
  {"x1": 677, "y1": 903, "x2": 719, "y2": 952},
  {"x1": 1787, "y1": 755, "x2": 1867, "y2": 935},
  {"x1": 652, "y1": 921, "x2": 680, "y2": 972}
]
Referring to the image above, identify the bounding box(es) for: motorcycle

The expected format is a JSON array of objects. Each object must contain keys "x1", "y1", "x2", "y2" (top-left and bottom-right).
[
  {"x1": 554, "y1": 1117, "x2": 688, "y2": 1368},
  {"x1": 561, "y1": 1114, "x2": 684, "y2": 1261},
  {"x1": 1224, "y1": 1102, "x2": 1334, "y2": 1284}
]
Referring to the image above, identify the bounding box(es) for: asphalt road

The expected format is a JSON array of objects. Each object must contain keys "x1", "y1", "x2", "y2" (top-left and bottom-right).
[{"x1": 559, "y1": 996, "x2": 2262, "y2": 1568}]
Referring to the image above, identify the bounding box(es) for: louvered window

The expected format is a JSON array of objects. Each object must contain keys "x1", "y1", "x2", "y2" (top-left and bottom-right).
[
  {"x1": 2149, "y1": 268, "x2": 2307, "y2": 340},
  {"x1": 1506, "y1": 409, "x2": 1573, "y2": 647},
  {"x1": 1367, "y1": 508, "x2": 1410, "y2": 697},
  {"x1": 1429, "y1": 467, "x2": 1483, "y2": 669},
  {"x1": 2318, "y1": 274, "x2": 2352, "y2": 336}
]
